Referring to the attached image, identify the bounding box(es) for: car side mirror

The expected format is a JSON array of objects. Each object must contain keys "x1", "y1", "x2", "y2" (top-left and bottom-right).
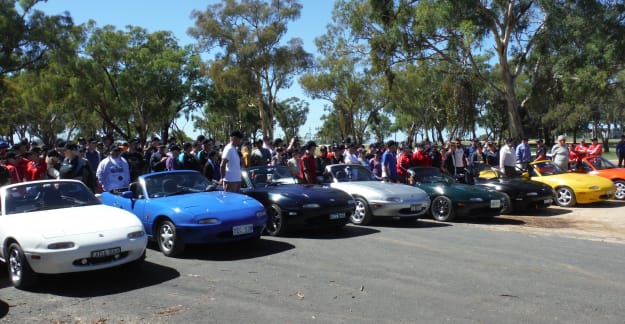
[{"x1": 121, "y1": 191, "x2": 133, "y2": 199}]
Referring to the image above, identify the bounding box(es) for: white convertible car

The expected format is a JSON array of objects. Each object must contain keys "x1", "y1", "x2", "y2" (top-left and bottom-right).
[{"x1": 0, "y1": 179, "x2": 147, "y2": 289}]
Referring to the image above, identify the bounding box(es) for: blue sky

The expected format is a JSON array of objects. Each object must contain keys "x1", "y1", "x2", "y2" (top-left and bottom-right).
[{"x1": 37, "y1": 0, "x2": 336, "y2": 140}]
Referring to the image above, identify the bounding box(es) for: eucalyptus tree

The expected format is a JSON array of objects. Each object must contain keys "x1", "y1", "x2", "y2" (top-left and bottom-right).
[
  {"x1": 76, "y1": 23, "x2": 208, "y2": 143},
  {"x1": 189, "y1": 0, "x2": 312, "y2": 140},
  {"x1": 275, "y1": 97, "x2": 309, "y2": 141},
  {"x1": 337, "y1": 0, "x2": 557, "y2": 139}
]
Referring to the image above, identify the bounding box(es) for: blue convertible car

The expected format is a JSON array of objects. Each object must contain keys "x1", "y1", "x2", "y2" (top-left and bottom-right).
[{"x1": 99, "y1": 170, "x2": 267, "y2": 257}]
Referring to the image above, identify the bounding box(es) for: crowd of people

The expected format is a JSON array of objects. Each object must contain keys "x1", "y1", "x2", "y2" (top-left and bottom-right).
[{"x1": 1, "y1": 132, "x2": 624, "y2": 192}]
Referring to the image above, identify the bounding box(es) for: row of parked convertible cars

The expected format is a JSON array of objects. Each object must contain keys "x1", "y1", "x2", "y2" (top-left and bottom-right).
[{"x1": 0, "y1": 157, "x2": 623, "y2": 289}]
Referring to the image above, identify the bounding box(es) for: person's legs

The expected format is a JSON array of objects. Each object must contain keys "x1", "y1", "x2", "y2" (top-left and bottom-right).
[{"x1": 223, "y1": 181, "x2": 241, "y2": 193}]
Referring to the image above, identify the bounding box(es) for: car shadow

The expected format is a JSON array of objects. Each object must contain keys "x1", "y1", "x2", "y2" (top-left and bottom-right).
[
  {"x1": 573, "y1": 200, "x2": 625, "y2": 208},
  {"x1": 0, "y1": 299, "x2": 8, "y2": 319},
  {"x1": 279, "y1": 224, "x2": 380, "y2": 239},
  {"x1": 504, "y1": 207, "x2": 572, "y2": 217},
  {"x1": 179, "y1": 238, "x2": 295, "y2": 261},
  {"x1": 0, "y1": 261, "x2": 180, "y2": 297},
  {"x1": 370, "y1": 218, "x2": 452, "y2": 229}
]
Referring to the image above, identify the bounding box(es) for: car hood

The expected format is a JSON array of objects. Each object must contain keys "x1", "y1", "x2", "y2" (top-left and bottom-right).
[
  {"x1": 330, "y1": 181, "x2": 429, "y2": 200},
  {"x1": 262, "y1": 184, "x2": 352, "y2": 200},
  {"x1": 7, "y1": 205, "x2": 142, "y2": 239},
  {"x1": 150, "y1": 191, "x2": 264, "y2": 216},
  {"x1": 417, "y1": 181, "x2": 501, "y2": 199},
  {"x1": 535, "y1": 172, "x2": 615, "y2": 189}
]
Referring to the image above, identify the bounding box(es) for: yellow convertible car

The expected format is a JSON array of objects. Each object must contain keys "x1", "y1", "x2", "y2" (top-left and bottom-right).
[{"x1": 524, "y1": 160, "x2": 615, "y2": 207}]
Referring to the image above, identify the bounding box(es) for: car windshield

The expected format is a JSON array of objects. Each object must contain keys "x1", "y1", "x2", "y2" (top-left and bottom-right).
[
  {"x1": 3, "y1": 181, "x2": 100, "y2": 214},
  {"x1": 246, "y1": 165, "x2": 298, "y2": 188},
  {"x1": 585, "y1": 156, "x2": 616, "y2": 170},
  {"x1": 328, "y1": 165, "x2": 377, "y2": 182},
  {"x1": 530, "y1": 161, "x2": 564, "y2": 176},
  {"x1": 409, "y1": 167, "x2": 453, "y2": 184},
  {"x1": 143, "y1": 171, "x2": 212, "y2": 198}
]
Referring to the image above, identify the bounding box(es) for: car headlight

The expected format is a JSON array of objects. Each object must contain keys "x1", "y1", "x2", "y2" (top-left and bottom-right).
[
  {"x1": 47, "y1": 242, "x2": 75, "y2": 249},
  {"x1": 386, "y1": 197, "x2": 402, "y2": 202},
  {"x1": 526, "y1": 192, "x2": 538, "y2": 196},
  {"x1": 127, "y1": 230, "x2": 146, "y2": 239},
  {"x1": 198, "y1": 218, "x2": 220, "y2": 224},
  {"x1": 469, "y1": 197, "x2": 484, "y2": 202},
  {"x1": 256, "y1": 210, "x2": 267, "y2": 218},
  {"x1": 303, "y1": 203, "x2": 321, "y2": 208},
  {"x1": 589, "y1": 186, "x2": 600, "y2": 190}
]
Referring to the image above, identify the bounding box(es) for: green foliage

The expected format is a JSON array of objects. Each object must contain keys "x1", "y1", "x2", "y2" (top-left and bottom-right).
[{"x1": 275, "y1": 97, "x2": 309, "y2": 141}]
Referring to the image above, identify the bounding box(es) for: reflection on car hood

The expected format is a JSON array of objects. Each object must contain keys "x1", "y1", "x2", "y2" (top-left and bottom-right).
[
  {"x1": 535, "y1": 172, "x2": 615, "y2": 188},
  {"x1": 261, "y1": 184, "x2": 352, "y2": 199},
  {"x1": 7, "y1": 205, "x2": 142, "y2": 239},
  {"x1": 151, "y1": 191, "x2": 264, "y2": 215},
  {"x1": 330, "y1": 181, "x2": 429, "y2": 200}
]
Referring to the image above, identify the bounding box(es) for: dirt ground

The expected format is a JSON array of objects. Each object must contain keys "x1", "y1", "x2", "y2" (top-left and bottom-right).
[{"x1": 458, "y1": 200, "x2": 625, "y2": 244}]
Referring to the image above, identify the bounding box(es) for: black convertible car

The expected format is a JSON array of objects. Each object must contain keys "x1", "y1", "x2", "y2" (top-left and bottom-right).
[
  {"x1": 241, "y1": 165, "x2": 355, "y2": 236},
  {"x1": 474, "y1": 166, "x2": 555, "y2": 214}
]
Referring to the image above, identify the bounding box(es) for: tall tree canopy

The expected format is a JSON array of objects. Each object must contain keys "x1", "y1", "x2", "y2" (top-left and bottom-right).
[{"x1": 189, "y1": 0, "x2": 312, "y2": 140}]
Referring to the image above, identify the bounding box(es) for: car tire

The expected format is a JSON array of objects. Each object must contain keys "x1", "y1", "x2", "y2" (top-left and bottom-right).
[
  {"x1": 500, "y1": 192, "x2": 513, "y2": 214},
  {"x1": 265, "y1": 204, "x2": 287, "y2": 236},
  {"x1": 430, "y1": 196, "x2": 455, "y2": 222},
  {"x1": 350, "y1": 197, "x2": 373, "y2": 225},
  {"x1": 555, "y1": 186, "x2": 576, "y2": 207},
  {"x1": 7, "y1": 243, "x2": 37, "y2": 290},
  {"x1": 613, "y1": 180, "x2": 625, "y2": 200},
  {"x1": 157, "y1": 220, "x2": 184, "y2": 257}
]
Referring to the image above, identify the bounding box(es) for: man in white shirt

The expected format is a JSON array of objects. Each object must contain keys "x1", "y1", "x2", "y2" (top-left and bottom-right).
[
  {"x1": 96, "y1": 147, "x2": 130, "y2": 192},
  {"x1": 220, "y1": 130, "x2": 243, "y2": 193},
  {"x1": 499, "y1": 138, "x2": 517, "y2": 178}
]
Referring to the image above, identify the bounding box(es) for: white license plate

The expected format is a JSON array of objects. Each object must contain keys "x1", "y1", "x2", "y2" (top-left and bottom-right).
[
  {"x1": 91, "y1": 247, "x2": 121, "y2": 258},
  {"x1": 544, "y1": 199, "x2": 553, "y2": 204},
  {"x1": 329, "y1": 212, "x2": 346, "y2": 220},
  {"x1": 232, "y1": 224, "x2": 254, "y2": 236},
  {"x1": 490, "y1": 200, "x2": 501, "y2": 208},
  {"x1": 410, "y1": 204, "x2": 419, "y2": 212}
]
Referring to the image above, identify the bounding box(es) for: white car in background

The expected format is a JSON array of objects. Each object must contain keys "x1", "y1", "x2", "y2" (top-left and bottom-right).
[{"x1": 0, "y1": 180, "x2": 147, "y2": 290}]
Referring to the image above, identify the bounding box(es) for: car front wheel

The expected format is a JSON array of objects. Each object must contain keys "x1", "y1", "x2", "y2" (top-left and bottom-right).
[
  {"x1": 350, "y1": 197, "x2": 373, "y2": 225},
  {"x1": 430, "y1": 196, "x2": 455, "y2": 221},
  {"x1": 555, "y1": 186, "x2": 576, "y2": 207},
  {"x1": 500, "y1": 193, "x2": 513, "y2": 214},
  {"x1": 157, "y1": 220, "x2": 184, "y2": 257},
  {"x1": 8, "y1": 243, "x2": 37, "y2": 290},
  {"x1": 613, "y1": 180, "x2": 625, "y2": 200},
  {"x1": 265, "y1": 204, "x2": 287, "y2": 236}
]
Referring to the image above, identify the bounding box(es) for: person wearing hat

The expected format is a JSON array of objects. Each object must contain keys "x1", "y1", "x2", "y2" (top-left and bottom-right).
[
  {"x1": 220, "y1": 130, "x2": 243, "y2": 192},
  {"x1": 535, "y1": 139, "x2": 547, "y2": 161},
  {"x1": 149, "y1": 143, "x2": 168, "y2": 172},
  {"x1": 96, "y1": 146, "x2": 130, "y2": 192},
  {"x1": 515, "y1": 137, "x2": 531, "y2": 171},
  {"x1": 617, "y1": 135, "x2": 625, "y2": 167},
  {"x1": 551, "y1": 135, "x2": 570, "y2": 171},
  {"x1": 587, "y1": 138, "x2": 603, "y2": 157},
  {"x1": 300, "y1": 141, "x2": 318, "y2": 184}
]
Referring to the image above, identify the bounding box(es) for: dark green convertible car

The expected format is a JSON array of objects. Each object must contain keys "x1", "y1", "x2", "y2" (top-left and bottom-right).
[{"x1": 407, "y1": 167, "x2": 505, "y2": 221}]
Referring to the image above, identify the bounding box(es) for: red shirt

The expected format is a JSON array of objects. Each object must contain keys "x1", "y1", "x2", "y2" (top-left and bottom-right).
[
  {"x1": 26, "y1": 160, "x2": 47, "y2": 181},
  {"x1": 5, "y1": 164, "x2": 21, "y2": 183},
  {"x1": 299, "y1": 153, "x2": 317, "y2": 184},
  {"x1": 587, "y1": 143, "x2": 602, "y2": 157},
  {"x1": 397, "y1": 152, "x2": 412, "y2": 180},
  {"x1": 412, "y1": 150, "x2": 432, "y2": 167}
]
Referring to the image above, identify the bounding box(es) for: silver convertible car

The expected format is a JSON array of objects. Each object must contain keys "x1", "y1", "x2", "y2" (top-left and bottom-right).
[{"x1": 320, "y1": 164, "x2": 430, "y2": 225}]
